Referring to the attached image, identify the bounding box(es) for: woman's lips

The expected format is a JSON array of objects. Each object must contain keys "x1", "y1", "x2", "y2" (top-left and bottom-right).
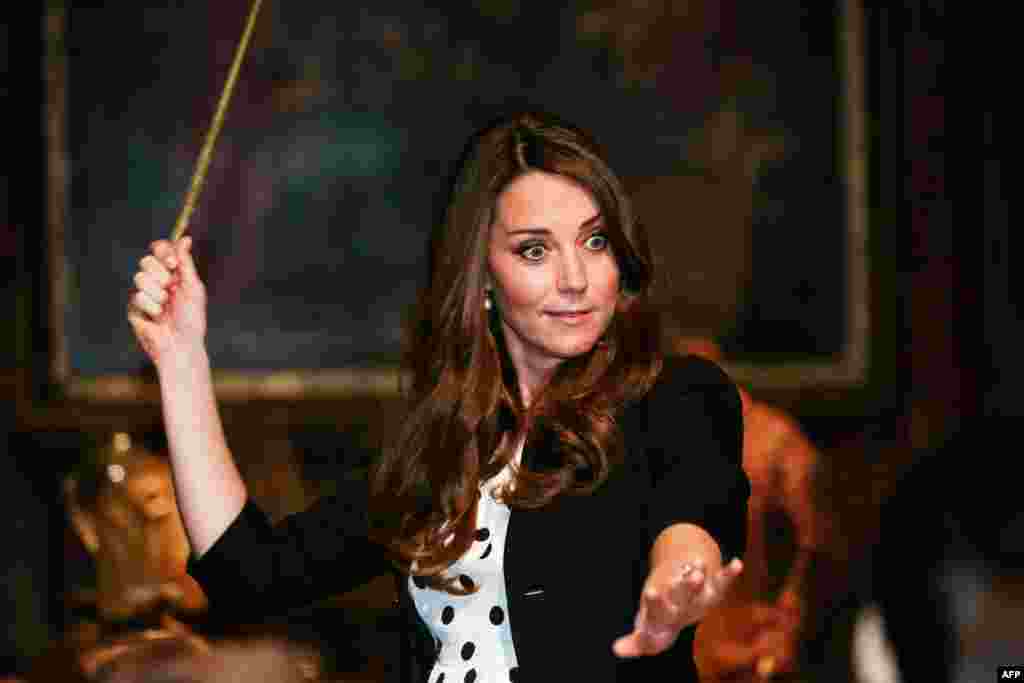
[{"x1": 546, "y1": 309, "x2": 594, "y2": 323}]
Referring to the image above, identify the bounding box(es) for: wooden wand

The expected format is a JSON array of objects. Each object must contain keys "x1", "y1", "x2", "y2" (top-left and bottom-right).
[{"x1": 170, "y1": 0, "x2": 264, "y2": 241}]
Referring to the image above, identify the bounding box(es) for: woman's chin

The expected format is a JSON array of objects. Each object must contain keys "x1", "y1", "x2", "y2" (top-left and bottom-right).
[{"x1": 548, "y1": 335, "x2": 604, "y2": 360}]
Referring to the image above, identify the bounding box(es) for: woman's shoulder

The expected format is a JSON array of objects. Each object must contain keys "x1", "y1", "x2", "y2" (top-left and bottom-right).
[
  {"x1": 622, "y1": 354, "x2": 743, "y2": 451},
  {"x1": 642, "y1": 354, "x2": 739, "y2": 410},
  {"x1": 658, "y1": 353, "x2": 734, "y2": 387}
]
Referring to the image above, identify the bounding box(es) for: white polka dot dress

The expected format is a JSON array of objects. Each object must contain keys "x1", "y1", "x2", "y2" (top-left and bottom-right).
[{"x1": 409, "y1": 446, "x2": 522, "y2": 683}]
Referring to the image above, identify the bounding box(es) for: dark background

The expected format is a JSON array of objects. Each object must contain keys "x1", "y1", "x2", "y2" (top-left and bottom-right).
[
  {"x1": 58, "y1": 1, "x2": 846, "y2": 378},
  {"x1": 3, "y1": 1, "x2": 994, "y2": 681}
]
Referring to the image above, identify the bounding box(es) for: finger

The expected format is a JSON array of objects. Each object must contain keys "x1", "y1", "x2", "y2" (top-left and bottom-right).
[
  {"x1": 151, "y1": 239, "x2": 179, "y2": 270},
  {"x1": 127, "y1": 303, "x2": 154, "y2": 331},
  {"x1": 663, "y1": 562, "x2": 704, "y2": 612},
  {"x1": 613, "y1": 612, "x2": 660, "y2": 659},
  {"x1": 132, "y1": 289, "x2": 163, "y2": 318},
  {"x1": 613, "y1": 624, "x2": 676, "y2": 658},
  {"x1": 614, "y1": 600, "x2": 654, "y2": 658},
  {"x1": 133, "y1": 270, "x2": 169, "y2": 305},
  {"x1": 128, "y1": 305, "x2": 163, "y2": 358},
  {"x1": 635, "y1": 594, "x2": 682, "y2": 651},
  {"x1": 140, "y1": 254, "x2": 172, "y2": 284},
  {"x1": 612, "y1": 632, "x2": 645, "y2": 658},
  {"x1": 669, "y1": 559, "x2": 741, "y2": 621},
  {"x1": 708, "y1": 558, "x2": 744, "y2": 596},
  {"x1": 686, "y1": 561, "x2": 707, "y2": 590},
  {"x1": 642, "y1": 579, "x2": 684, "y2": 630},
  {"x1": 687, "y1": 558, "x2": 734, "y2": 599},
  {"x1": 174, "y1": 236, "x2": 202, "y2": 287},
  {"x1": 722, "y1": 557, "x2": 744, "y2": 579}
]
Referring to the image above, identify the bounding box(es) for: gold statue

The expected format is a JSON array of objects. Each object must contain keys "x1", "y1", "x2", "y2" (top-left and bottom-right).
[{"x1": 63, "y1": 431, "x2": 207, "y2": 627}]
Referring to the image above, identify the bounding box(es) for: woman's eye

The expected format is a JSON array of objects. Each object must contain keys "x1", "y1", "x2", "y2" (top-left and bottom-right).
[
  {"x1": 584, "y1": 233, "x2": 609, "y2": 251},
  {"x1": 519, "y1": 244, "x2": 547, "y2": 261}
]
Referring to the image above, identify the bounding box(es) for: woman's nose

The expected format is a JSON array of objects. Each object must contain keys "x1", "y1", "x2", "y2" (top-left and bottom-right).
[{"x1": 557, "y1": 251, "x2": 588, "y2": 294}]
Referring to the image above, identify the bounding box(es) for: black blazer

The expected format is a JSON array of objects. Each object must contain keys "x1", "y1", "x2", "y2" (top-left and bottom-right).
[{"x1": 190, "y1": 356, "x2": 749, "y2": 683}]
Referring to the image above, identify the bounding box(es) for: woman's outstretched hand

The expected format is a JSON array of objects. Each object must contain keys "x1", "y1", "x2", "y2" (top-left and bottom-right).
[
  {"x1": 613, "y1": 557, "x2": 744, "y2": 658},
  {"x1": 127, "y1": 237, "x2": 207, "y2": 367}
]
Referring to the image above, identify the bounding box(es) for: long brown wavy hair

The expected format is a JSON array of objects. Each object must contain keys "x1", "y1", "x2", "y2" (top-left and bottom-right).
[{"x1": 368, "y1": 111, "x2": 663, "y2": 586}]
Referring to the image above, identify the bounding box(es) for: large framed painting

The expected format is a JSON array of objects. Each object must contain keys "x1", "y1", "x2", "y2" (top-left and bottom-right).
[{"x1": 42, "y1": 0, "x2": 872, "y2": 414}]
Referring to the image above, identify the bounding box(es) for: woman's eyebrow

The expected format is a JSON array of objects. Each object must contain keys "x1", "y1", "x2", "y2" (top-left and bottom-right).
[
  {"x1": 504, "y1": 214, "x2": 603, "y2": 237},
  {"x1": 505, "y1": 227, "x2": 551, "y2": 237}
]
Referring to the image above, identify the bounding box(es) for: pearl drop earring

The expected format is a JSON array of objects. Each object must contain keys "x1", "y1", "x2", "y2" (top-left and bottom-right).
[{"x1": 484, "y1": 290, "x2": 493, "y2": 311}]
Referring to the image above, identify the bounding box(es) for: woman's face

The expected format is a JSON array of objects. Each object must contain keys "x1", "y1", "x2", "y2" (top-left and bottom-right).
[{"x1": 487, "y1": 171, "x2": 621, "y2": 382}]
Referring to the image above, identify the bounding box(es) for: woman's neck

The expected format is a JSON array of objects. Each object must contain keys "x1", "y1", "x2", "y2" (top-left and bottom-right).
[
  {"x1": 501, "y1": 323, "x2": 563, "y2": 406},
  {"x1": 515, "y1": 362, "x2": 560, "y2": 408}
]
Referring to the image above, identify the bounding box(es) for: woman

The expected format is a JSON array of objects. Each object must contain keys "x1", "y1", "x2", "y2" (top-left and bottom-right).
[{"x1": 128, "y1": 111, "x2": 750, "y2": 683}]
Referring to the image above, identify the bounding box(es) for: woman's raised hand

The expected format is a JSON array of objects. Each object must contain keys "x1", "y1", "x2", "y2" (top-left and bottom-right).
[
  {"x1": 126, "y1": 237, "x2": 245, "y2": 557},
  {"x1": 127, "y1": 237, "x2": 207, "y2": 367}
]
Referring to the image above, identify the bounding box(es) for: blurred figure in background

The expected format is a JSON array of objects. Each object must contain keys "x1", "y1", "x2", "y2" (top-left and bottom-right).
[
  {"x1": 867, "y1": 415, "x2": 1024, "y2": 683},
  {"x1": 89, "y1": 636, "x2": 319, "y2": 683},
  {"x1": 61, "y1": 430, "x2": 207, "y2": 647},
  {"x1": 670, "y1": 334, "x2": 821, "y2": 682},
  {"x1": 29, "y1": 630, "x2": 321, "y2": 683},
  {"x1": 24, "y1": 429, "x2": 212, "y2": 682}
]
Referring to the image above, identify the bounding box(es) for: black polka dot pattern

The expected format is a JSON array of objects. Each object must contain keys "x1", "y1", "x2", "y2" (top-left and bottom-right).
[{"x1": 409, "y1": 453, "x2": 522, "y2": 683}]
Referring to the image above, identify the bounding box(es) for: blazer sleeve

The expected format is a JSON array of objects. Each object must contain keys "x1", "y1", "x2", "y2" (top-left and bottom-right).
[
  {"x1": 189, "y1": 473, "x2": 389, "y2": 622},
  {"x1": 641, "y1": 355, "x2": 750, "y2": 564}
]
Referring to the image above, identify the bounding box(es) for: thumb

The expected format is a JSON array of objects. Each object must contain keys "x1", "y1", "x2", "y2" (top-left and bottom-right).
[
  {"x1": 612, "y1": 633, "x2": 644, "y2": 658},
  {"x1": 175, "y1": 236, "x2": 203, "y2": 289}
]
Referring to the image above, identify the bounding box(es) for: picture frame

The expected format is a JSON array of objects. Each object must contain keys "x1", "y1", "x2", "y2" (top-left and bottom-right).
[{"x1": 39, "y1": 0, "x2": 875, "y2": 422}]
